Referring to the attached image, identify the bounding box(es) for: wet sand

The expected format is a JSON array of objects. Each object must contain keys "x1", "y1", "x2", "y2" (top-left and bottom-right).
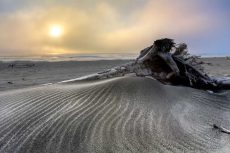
[{"x1": 0, "y1": 60, "x2": 130, "y2": 91}]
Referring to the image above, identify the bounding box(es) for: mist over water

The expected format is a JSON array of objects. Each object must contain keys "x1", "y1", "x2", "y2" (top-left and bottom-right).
[
  {"x1": 0, "y1": 53, "x2": 138, "y2": 62},
  {"x1": 1, "y1": 52, "x2": 229, "y2": 62}
]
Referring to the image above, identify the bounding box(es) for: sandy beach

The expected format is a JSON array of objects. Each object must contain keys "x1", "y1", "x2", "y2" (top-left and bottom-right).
[
  {"x1": 0, "y1": 57, "x2": 230, "y2": 153},
  {"x1": 0, "y1": 60, "x2": 130, "y2": 91},
  {"x1": 1, "y1": 57, "x2": 230, "y2": 91}
]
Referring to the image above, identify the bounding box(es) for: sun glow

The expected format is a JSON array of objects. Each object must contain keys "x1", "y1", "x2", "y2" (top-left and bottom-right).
[{"x1": 49, "y1": 25, "x2": 63, "y2": 38}]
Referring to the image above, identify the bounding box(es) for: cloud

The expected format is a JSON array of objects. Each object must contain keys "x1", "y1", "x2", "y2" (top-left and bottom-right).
[{"x1": 0, "y1": 0, "x2": 229, "y2": 56}]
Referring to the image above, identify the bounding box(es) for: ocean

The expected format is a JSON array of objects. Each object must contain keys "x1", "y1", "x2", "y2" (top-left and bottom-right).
[{"x1": 0, "y1": 53, "x2": 138, "y2": 62}]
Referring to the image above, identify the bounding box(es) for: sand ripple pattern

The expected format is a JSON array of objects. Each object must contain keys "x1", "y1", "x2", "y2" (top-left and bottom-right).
[{"x1": 0, "y1": 77, "x2": 230, "y2": 153}]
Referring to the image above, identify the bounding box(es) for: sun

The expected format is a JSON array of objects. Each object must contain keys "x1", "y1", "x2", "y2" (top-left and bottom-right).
[{"x1": 49, "y1": 25, "x2": 63, "y2": 38}]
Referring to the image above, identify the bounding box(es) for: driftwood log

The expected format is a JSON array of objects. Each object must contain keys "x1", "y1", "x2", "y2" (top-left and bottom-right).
[
  {"x1": 134, "y1": 38, "x2": 230, "y2": 91},
  {"x1": 71, "y1": 38, "x2": 230, "y2": 91}
]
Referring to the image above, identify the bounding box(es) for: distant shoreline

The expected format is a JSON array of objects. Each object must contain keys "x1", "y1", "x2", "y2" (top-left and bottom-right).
[
  {"x1": 0, "y1": 59, "x2": 133, "y2": 63},
  {"x1": 0, "y1": 54, "x2": 229, "y2": 62},
  {"x1": 0, "y1": 53, "x2": 138, "y2": 62},
  {"x1": 0, "y1": 56, "x2": 228, "y2": 63}
]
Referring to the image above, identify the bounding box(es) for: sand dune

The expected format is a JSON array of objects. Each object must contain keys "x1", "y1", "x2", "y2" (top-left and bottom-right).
[{"x1": 0, "y1": 76, "x2": 230, "y2": 153}]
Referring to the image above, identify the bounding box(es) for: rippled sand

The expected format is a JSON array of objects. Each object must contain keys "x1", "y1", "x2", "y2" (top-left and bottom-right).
[{"x1": 0, "y1": 76, "x2": 230, "y2": 153}]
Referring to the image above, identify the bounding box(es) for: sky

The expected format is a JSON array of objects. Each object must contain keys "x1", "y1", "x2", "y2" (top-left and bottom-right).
[{"x1": 0, "y1": 0, "x2": 229, "y2": 57}]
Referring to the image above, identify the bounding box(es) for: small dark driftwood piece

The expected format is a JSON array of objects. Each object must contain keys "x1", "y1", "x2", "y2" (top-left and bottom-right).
[
  {"x1": 213, "y1": 124, "x2": 230, "y2": 134},
  {"x1": 7, "y1": 81, "x2": 13, "y2": 84}
]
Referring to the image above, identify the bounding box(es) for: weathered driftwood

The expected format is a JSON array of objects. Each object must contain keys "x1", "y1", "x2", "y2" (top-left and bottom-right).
[
  {"x1": 134, "y1": 38, "x2": 230, "y2": 91},
  {"x1": 70, "y1": 38, "x2": 230, "y2": 91}
]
